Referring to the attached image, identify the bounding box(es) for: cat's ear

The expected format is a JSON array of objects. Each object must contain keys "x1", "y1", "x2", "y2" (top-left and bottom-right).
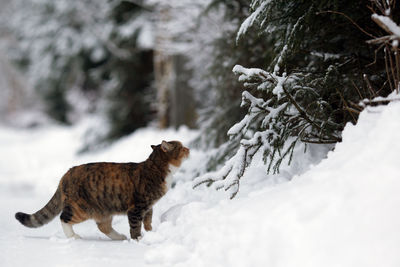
[
  {"x1": 161, "y1": 140, "x2": 173, "y2": 152},
  {"x1": 151, "y1": 145, "x2": 156, "y2": 150}
]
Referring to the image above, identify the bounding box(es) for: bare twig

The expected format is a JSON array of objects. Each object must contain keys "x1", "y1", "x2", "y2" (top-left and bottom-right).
[
  {"x1": 317, "y1": 10, "x2": 376, "y2": 39},
  {"x1": 384, "y1": 46, "x2": 395, "y2": 91},
  {"x1": 386, "y1": 44, "x2": 398, "y2": 88},
  {"x1": 301, "y1": 138, "x2": 341, "y2": 144},
  {"x1": 335, "y1": 86, "x2": 357, "y2": 124},
  {"x1": 395, "y1": 48, "x2": 400, "y2": 93},
  {"x1": 363, "y1": 74, "x2": 377, "y2": 98},
  {"x1": 366, "y1": 35, "x2": 394, "y2": 44},
  {"x1": 350, "y1": 80, "x2": 365, "y2": 99},
  {"x1": 366, "y1": 43, "x2": 385, "y2": 67},
  {"x1": 344, "y1": 107, "x2": 361, "y2": 115}
]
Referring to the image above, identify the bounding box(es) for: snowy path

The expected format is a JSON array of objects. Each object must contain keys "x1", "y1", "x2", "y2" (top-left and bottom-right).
[
  {"x1": 0, "y1": 124, "x2": 196, "y2": 267},
  {"x1": 1, "y1": 188, "x2": 147, "y2": 267}
]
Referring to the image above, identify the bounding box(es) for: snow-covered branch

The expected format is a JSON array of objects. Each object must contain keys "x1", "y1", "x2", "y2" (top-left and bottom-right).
[
  {"x1": 236, "y1": 1, "x2": 270, "y2": 43},
  {"x1": 193, "y1": 65, "x2": 289, "y2": 198},
  {"x1": 193, "y1": 62, "x2": 343, "y2": 198},
  {"x1": 371, "y1": 14, "x2": 400, "y2": 37},
  {"x1": 193, "y1": 129, "x2": 274, "y2": 199},
  {"x1": 367, "y1": 1, "x2": 400, "y2": 94}
]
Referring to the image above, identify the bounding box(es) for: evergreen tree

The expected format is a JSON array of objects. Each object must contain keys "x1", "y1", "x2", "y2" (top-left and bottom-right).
[
  {"x1": 187, "y1": 0, "x2": 275, "y2": 173},
  {"x1": 194, "y1": 0, "x2": 394, "y2": 198},
  {"x1": 9, "y1": 0, "x2": 154, "y2": 143}
]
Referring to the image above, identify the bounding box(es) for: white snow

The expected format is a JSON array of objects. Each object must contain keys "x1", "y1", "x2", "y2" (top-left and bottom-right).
[
  {"x1": 372, "y1": 14, "x2": 400, "y2": 37},
  {"x1": 236, "y1": 1, "x2": 271, "y2": 42},
  {"x1": 310, "y1": 51, "x2": 341, "y2": 60},
  {"x1": 0, "y1": 123, "x2": 196, "y2": 266},
  {"x1": 232, "y1": 65, "x2": 269, "y2": 83},
  {"x1": 147, "y1": 100, "x2": 400, "y2": 267},
  {"x1": 2, "y1": 100, "x2": 400, "y2": 266}
]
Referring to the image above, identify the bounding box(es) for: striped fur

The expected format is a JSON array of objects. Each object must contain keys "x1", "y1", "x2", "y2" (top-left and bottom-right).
[
  {"x1": 15, "y1": 140, "x2": 189, "y2": 240},
  {"x1": 15, "y1": 187, "x2": 62, "y2": 228}
]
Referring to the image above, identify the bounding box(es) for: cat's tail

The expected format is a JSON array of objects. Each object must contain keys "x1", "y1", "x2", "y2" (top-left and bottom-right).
[{"x1": 15, "y1": 187, "x2": 62, "y2": 228}]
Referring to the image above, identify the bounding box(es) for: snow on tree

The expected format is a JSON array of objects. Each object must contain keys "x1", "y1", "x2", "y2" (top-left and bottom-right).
[
  {"x1": 194, "y1": 0, "x2": 396, "y2": 198},
  {"x1": 193, "y1": 64, "x2": 343, "y2": 198},
  {"x1": 368, "y1": 0, "x2": 400, "y2": 95}
]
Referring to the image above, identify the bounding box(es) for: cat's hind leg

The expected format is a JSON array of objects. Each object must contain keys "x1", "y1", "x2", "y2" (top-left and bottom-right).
[
  {"x1": 61, "y1": 221, "x2": 81, "y2": 239},
  {"x1": 60, "y1": 204, "x2": 88, "y2": 239},
  {"x1": 96, "y1": 216, "x2": 127, "y2": 241}
]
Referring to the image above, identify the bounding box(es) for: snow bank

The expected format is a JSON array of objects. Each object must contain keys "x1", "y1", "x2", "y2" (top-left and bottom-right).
[
  {"x1": 2, "y1": 101, "x2": 400, "y2": 267},
  {"x1": 144, "y1": 101, "x2": 400, "y2": 267}
]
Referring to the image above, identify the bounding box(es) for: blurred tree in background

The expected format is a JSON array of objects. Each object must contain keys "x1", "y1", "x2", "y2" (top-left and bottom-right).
[
  {"x1": 8, "y1": 0, "x2": 154, "y2": 147},
  {"x1": 148, "y1": 0, "x2": 274, "y2": 173}
]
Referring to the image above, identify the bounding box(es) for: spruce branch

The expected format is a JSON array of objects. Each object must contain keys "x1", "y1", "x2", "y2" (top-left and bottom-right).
[
  {"x1": 193, "y1": 130, "x2": 270, "y2": 199},
  {"x1": 280, "y1": 77, "x2": 342, "y2": 143}
]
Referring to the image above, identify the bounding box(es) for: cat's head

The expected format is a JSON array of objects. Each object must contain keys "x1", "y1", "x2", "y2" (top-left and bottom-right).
[{"x1": 151, "y1": 140, "x2": 190, "y2": 167}]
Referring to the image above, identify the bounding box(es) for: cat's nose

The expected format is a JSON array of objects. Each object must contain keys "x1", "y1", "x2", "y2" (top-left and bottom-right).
[{"x1": 184, "y1": 147, "x2": 190, "y2": 155}]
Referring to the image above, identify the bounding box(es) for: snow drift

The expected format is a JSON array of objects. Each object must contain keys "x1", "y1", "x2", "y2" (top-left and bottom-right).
[
  {"x1": 1, "y1": 101, "x2": 400, "y2": 267},
  {"x1": 144, "y1": 101, "x2": 400, "y2": 267}
]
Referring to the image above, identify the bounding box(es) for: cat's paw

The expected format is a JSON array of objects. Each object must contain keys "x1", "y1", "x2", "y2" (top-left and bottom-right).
[
  {"x1": 108, "y1": 229, "x2": 127, "y2": 240},
  {"x1": 144, "y1": 224, "x2": 152, "y2": 231},
  {"x1": 111, "y1": 233, "x2": 127, "y2": 241},
  {"x1": 130, "y1": 233, "x2": 142, "y2": 241},
  {"x1": 130, "y1": 228, "x2": 142, "y2": 241},
  {"x1": 70, "y1": 234, "x2": 82, "y2": 240},
  {"x1": 131, "y1": 235, "x2": 143, "y2": 242},
  {"x1": 116, "y1": 234, "x2": 128, "y2": 241}
]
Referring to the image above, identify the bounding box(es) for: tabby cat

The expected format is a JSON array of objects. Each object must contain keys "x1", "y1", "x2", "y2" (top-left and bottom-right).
[{"x1": 15, "y1": 140, "x2": 189, "y2": 240}]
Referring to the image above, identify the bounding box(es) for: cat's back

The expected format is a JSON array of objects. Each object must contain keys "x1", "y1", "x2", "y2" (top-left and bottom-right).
[
  {"x1": 60, "y1": 162, "x2": 139, "y2": 193},
  {"x1": 65, "y1": 162, "x2": 138, "y2": 178},
  {"x1": 57, "y1": 162, "x2": 140, "y2": 217}
]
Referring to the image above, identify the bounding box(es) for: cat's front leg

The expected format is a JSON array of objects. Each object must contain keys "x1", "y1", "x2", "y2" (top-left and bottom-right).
[
  {"x1": 143, "y1": 208, "x2": 153, "y2": 231},
  {"x1": 127, "y1": 204, "x2": 147, "y2": 240}
]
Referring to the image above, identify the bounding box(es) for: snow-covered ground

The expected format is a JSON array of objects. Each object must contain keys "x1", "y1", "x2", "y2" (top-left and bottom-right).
[
  {"x1": 0, "y1": 125, "x2": 199, "y2": 266},
  {"x1": 1, "y1": 101, "x2": 400, "y2": 267}
]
